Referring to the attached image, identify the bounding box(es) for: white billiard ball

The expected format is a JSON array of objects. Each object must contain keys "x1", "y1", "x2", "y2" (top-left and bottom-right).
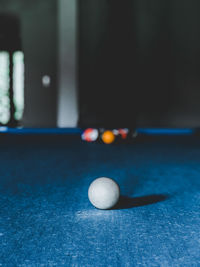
[{"x1": 88, "y1": 177, "x2": 120, "y2": 209}]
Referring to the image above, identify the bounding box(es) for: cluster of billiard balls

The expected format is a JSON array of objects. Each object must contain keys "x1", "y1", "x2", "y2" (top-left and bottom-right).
[
  {"x1": 88, "y1": 177, "x2": 120, "y2": 210},
  {"x1": 83, "y1": 129, "x2": 137, "y2": 209},
  {"x1": 81, "y1": 128, "x2": 136, "y2": 144}
]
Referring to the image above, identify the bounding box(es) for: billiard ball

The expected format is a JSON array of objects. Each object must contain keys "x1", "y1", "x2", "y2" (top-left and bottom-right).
[
  {"x1": 118, "y1": 128, "x2": 129, "y2": 139},
  {"x1": 101, "y1": 130, "x2": 115, "y2": 144},
  {"x1": 81, "y1": 128, "x2": 99, "y2": 142},
  {"x1": 88, "y1": 177, "x2": 120, "y2": 209}
]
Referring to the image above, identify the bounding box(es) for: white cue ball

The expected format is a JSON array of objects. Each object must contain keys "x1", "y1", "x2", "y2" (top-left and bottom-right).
[{"x1": 88, "y1": 177, "x2": 120, "y2": 209}]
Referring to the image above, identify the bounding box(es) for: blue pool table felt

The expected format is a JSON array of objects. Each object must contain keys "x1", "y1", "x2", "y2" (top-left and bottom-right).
[{"x1": 0, "y1": 135, "x2": 199, "y2": 266}]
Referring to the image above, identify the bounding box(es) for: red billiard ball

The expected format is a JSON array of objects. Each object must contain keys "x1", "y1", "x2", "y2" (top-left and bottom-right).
[{"x1": 118, "y1": 128, "x2": 129, "y2": 139}]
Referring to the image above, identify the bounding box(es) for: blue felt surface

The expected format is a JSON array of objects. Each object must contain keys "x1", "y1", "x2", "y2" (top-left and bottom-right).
[{"x1": 0, "y1": 135, "x2": 199, "y2": 266}]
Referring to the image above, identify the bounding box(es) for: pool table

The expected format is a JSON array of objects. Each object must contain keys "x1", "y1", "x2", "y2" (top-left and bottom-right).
[{"x1": 0, "y1": 128, "x2": 199, "y2": 266}]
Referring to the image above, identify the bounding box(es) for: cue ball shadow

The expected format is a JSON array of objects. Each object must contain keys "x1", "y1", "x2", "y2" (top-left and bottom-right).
[{"x1": 113, "y1": 194, "x2": 168, "y2": 210}]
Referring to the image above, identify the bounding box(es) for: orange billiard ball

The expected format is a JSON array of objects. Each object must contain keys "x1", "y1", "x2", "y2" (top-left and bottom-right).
[{"x1": 101, "y1": 130, "x2": 115, "y2": 144}]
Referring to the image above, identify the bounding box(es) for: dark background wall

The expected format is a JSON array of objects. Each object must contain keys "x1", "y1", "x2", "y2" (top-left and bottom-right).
[
  {"x1": 1, "y1": 0, "x2": 200, "y2": 128},
  {"x1": 0, "y1": 0, "x2": 58, "y2": 127},
  {"x1": 78, "y1": 0, "x2": 138, "y2": 128},
  {"x1": 78, "y1": 0, "x2": 200, "y2": 128},
  {"x1": 135, "y1": 0, "x2": 200, "y2": 127}
]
